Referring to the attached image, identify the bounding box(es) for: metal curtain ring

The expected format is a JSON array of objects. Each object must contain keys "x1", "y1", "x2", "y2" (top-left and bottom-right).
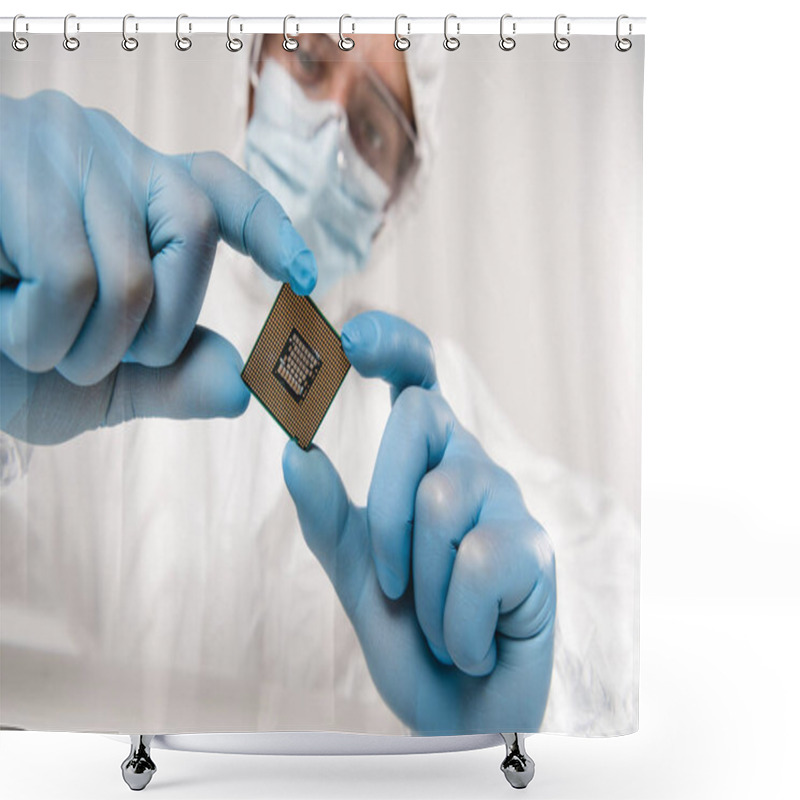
[
  {"x1": 226, "y1": 15, "x2": 243, "y2": 52},
  {"x1": 283, "y1": 15, "x2": 298, "y2": 51},
  {"x1": 175, "y1": 14, "x2": 192, "y2": 51},
  {"x1": 339, "y1": 14, "x2": 355, "y2": 50},
  {"x1": 394, "y1": 14, "x2": 410, "y2": 51},
  {"x1": 443, "y1": 14, "x2": 460, "y2": 51},
  {"x1": 12, "y1": 14, "x2": 29, "y2": 52},
  {"x1": 499, "y1": 13, "x2": 516, "y2": 51},
  {"x1": 553, "y1": 14, "x2": 571, "y2": 51},
  {"x1": 63, "y1": 14, "x2": 80, "y2": 51},
  {"x1": 615, "y1": 14, "x2": 632, "y2": 51},
  {"x1": 121, "y1": 14, "x2": 138, "y2": 51}
]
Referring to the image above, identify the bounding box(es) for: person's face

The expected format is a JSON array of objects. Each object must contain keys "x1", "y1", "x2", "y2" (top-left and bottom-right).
[{"x1": 251, "y1": 33, "x2": 416, "y2": 197}]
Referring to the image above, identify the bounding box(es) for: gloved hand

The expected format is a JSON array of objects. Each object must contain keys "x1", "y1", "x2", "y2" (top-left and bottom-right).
[
  {"x1": 283, "y1": 312, "x2": 556, "y2": 734},
  {"x1": 0, "y1": 90, "x2": 316, "y2": 444}
]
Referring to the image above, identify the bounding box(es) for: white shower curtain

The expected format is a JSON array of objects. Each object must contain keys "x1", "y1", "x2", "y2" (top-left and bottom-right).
[{"x1": 0, "y1": 27, "x2": 642, "y2": 738}]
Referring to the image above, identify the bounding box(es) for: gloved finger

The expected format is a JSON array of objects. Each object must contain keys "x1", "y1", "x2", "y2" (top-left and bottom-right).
[
  {"x1": 125, "y1": 156, "x2": 218, "y2": 366},
  {"x1": 79, "y1": 111, "x2": 217, "y2": 368},
  {"x1": 340, "y1": 311, "x2": 438, "y2": 404},
  {"x1": 107, "y1": 326, "x2": 249, "y2": 422},
  {"x1": 367, "y1": 387, "x2": 454, "y2": 600},
  {"x1": 443, "y1": 518, "x2": 555, "y2": 677},
  {"x1": 0, "y1": 119, "x2": 97, "y2": 372},
  {"x1": 282, "y1": 441, "x2": 372, "y2": 617},
  {"x1": 180, "y1": 151, "x2": 316, "y2": 295},
  {"x1": 412, "y1": 456, "x2": 490, "y2": 666},
  {"x1": 1, "y1": 326, "x2": 249, "y2": 445},
  {"x1": 56, "y1": 149, "x2": 154, "y2": 386}
]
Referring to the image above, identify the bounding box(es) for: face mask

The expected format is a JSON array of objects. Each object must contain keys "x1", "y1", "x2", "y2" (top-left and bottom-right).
[{"x1": 244, "y1": 59, "x2": 391, "y2": 299}]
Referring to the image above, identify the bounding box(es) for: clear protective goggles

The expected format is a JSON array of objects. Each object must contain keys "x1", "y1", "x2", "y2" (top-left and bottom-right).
[{"x1": 249, "y1": 33, "x2": 418, "y2": 202}]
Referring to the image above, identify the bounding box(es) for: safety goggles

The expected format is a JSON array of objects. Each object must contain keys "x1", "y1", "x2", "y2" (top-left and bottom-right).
[{"x1": 250, "y1": 33, "x2": 418, "y2": 200}]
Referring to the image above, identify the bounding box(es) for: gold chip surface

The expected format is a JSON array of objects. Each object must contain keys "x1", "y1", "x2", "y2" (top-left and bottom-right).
[{"x1": 241, "y1": 283, "x2": 351, "y2": 450}]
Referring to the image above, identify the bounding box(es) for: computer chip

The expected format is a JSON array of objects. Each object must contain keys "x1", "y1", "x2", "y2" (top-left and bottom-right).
[{"x1": 241, "y1": 283, "x2": 351, "y2": 450}]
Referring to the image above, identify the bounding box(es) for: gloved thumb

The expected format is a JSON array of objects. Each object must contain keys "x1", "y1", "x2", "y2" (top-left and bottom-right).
[
  {"x1": 282, "y1": 441, "x2": 370, "y2": 617},
  {"x1": 2, "y1": 327, "x2": 249, "y2": 445}
]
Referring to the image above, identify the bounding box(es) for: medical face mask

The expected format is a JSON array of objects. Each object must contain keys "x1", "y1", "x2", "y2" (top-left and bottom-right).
[{"x1": 244, "y1": 59, "x2": 391, "y2": 299}]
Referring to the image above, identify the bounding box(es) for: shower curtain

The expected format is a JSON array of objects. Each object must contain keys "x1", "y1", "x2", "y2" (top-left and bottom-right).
[{"x1": 0, "y1": 25, "x2": 643, "y2": 739}]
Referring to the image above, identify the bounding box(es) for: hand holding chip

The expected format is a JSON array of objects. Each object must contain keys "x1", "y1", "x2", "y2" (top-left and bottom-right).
[
  {"x1": 282, "y1": 311, "x2": 557, "y2": 733},
  {"x1": 0, "y1": 91, "x2": 316, "y2": 444}
]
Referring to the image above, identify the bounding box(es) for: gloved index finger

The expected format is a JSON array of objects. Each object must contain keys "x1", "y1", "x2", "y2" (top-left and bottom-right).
[
  {"x1": 340, "y1": 311, "x2": 439, "y2": 403},
  {"x1": 179, "y1": 151, "x2": 317, "y2": 295}
]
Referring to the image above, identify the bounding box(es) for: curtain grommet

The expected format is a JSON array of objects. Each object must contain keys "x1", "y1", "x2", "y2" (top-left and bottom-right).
[
  {"x1": 226, "y1": 15, "x2": 243, "y2": 52},
  {"x1": 499, "y1": 14, "x2": 516, "y2": 51},
  {"x1": 175, "y1": 13, "x2": 192, "y2": 51},
  {"x1": 444, "y1": 14, "x2": 460, "y2": 51},
  {"x1": 394, "y1": 14, "x2": 410, "y2": 51},
  {"x1": 63, "y1": 14, "x2": 80, "y2": 51},
  {"x1": 554, "y1": 14, "x2": 571, "y2": 51},
  {"x1": 339, "y1": 14, "x2": 355, "y2": 51},
  {"x1": 121, "y1": 14, "x2": 138, "y2": 51},
  {"x1": 283, "y1": 15, "x2": 298, "y2": 51},
  {"x1": 12, "y1": 14, "x2": 29, "y2": 52}
]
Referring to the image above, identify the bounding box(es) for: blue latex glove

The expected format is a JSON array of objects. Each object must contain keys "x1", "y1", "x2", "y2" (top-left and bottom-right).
[
  {"x1": 0, "y1": 90, "x2": 316, "y2": 444},
  {"x1": 282, "y1": 312, "x2": 556, "y2": 734}
]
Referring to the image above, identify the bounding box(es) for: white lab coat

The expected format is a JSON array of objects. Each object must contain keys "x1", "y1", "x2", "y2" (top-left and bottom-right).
[{"x1": 0, "y1": 244, "x2": 637, "y2": 737}]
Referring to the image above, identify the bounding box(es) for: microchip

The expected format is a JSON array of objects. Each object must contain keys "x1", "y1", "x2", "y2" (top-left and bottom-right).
[
  {"x1": 241, "y1": 283, "x2": 351, "y2": 450},
  {"x1": 272, "y1": 328, "x2": 322, "y2": 402}
]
